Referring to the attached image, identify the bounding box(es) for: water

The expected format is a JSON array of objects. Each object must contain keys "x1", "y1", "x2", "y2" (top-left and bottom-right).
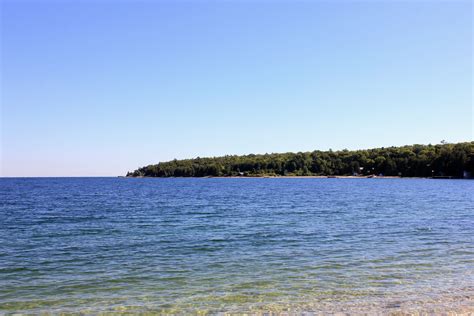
[{"x1": 1, "y1": 178, "x2": 473, "y2": 314}]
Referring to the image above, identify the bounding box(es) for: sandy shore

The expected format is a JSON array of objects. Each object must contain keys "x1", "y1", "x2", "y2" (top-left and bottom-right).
[
  {"x1": 126, "y1": 175, "x2": 415, "y2": 179},
  {"x1": 210, "y1": 175, "x2": 404, "y2": 179}
]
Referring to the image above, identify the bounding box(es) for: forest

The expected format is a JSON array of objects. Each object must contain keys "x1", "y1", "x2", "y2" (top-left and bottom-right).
[{"x1": 127, "y1": 142, "x2": 474, "y2": 178}]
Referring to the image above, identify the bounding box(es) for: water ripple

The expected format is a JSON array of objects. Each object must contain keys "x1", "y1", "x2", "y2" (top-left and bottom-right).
[{"x1": 0, "y1": 178, "x2": 473, "y2": 314}]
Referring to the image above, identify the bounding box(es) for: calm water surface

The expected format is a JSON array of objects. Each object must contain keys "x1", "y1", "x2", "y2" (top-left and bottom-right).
[{"x1": 1, "y1": 178, "x2": 473, "y2": 314}]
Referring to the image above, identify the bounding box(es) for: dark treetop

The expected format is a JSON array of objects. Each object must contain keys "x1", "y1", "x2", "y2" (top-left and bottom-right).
[{"x1": 127, "y1": 142, "x2": 474, "y2": 178}]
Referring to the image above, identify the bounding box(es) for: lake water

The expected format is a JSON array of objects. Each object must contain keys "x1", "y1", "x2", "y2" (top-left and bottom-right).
[{"x1": 1, "y1": 178, "x2": 473, "y2": 314}]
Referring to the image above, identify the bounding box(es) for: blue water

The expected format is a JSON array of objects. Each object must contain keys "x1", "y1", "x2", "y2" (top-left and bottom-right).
[{"x1": 1, "y1": 178, "x2": 473, "y2": 314}]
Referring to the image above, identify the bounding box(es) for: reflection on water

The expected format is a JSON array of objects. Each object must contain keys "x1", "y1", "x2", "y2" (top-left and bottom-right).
[{"x1": 1, "y1": 178, "x2": 473, "y2": 314}]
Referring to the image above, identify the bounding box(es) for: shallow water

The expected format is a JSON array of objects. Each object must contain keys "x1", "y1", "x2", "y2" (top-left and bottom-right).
[{"x1": 1, "y1": 178, "x2": 473, "y2": 314}]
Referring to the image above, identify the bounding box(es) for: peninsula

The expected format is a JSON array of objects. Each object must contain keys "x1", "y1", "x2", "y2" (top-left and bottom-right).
[{"x1": 127, "y1": 142, "x2": 474, "y2": 179}]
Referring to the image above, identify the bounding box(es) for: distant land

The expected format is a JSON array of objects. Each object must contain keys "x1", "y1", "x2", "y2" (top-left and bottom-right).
[{"x1": 127, "y1": 142, "x2": 474, "y2": 179}]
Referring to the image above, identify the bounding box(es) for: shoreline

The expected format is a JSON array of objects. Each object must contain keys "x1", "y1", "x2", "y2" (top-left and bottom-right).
[{"x1": 125, "y1": 175, "x2": 447, "y2": 179}]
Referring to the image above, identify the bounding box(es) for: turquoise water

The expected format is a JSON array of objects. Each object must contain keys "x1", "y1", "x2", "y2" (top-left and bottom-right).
[{"x1": 1, "y1": 178, "x2": 473, "y2": 314}]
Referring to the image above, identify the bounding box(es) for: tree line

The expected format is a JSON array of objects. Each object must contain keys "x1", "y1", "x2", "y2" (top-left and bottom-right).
[{"x1": 127, "y1": 142, "x2": 474, "y2": 178}]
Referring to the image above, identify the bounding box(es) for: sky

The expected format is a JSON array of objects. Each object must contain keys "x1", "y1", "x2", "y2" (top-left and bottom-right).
[{"x1": 1, "y1": 0, "x2": 472, "y2": 177}]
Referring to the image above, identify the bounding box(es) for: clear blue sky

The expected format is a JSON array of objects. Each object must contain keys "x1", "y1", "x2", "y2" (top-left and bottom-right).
[{"x1": 1, "y1": 0, "x2": 472, "y2": 177}]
